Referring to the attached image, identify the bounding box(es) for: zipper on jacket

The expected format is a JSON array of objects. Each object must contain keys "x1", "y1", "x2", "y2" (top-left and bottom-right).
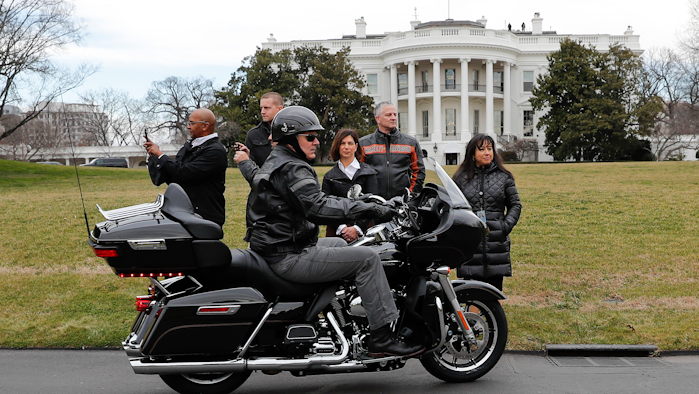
[
  {"x1": 479, "y1": 170, "x2": 488, "y2": 268},
  {"x1": 384, "y1": 133, "x2": 391, "y2": 198}
]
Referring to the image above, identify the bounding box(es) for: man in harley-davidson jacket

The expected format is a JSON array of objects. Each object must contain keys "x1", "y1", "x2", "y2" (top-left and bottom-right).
[{"x1": 235, "y1": 106, "x2": 424, "y2": 358}]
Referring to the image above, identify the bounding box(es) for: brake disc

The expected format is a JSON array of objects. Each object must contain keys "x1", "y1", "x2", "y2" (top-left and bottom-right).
[{"x1": 445, "y1": 312, "x2": 490, "y2": 360}]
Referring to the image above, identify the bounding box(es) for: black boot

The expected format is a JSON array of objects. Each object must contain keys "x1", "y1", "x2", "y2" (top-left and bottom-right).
[{"x1": 368, "y1": 324, "x2": 425, "y2": 357}]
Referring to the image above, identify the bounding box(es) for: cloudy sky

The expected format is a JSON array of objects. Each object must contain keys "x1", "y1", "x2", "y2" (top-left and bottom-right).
[{"x1": 55, "y1": 0, "x2": 692, "y2": 102}]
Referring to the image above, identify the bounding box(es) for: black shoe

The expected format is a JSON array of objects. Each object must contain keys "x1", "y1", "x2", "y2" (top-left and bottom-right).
[{"x1": 368, "y1": 324, "x2": 425, "y2": 357}]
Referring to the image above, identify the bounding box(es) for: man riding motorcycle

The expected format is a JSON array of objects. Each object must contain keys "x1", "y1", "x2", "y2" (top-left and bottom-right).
[{"x1": 237, "y1": 106, "x2": 424, "y2": 357}]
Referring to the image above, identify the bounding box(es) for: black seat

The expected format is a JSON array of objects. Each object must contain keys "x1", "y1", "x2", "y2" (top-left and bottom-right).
[
  {"x1": 161, "y1": 183, "x2": 223, "y2": 240},
  {"x1": 226, "y1": 249, "x2": 326, "y2": 298}
]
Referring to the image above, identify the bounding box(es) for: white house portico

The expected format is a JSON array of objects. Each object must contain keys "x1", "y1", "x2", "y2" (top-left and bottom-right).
[{"x1": 262, "y1": 13, "x2": 641, "y2": 163}]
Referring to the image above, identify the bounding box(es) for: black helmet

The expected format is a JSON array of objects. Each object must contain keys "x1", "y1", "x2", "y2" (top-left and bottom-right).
[{"x1": 271, "y1": 106, "x2": 324, "y2": 142}]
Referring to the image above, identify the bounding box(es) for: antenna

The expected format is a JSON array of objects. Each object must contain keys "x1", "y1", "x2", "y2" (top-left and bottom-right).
[
  {"x1": 413, "y1": 7, "x2": 418, "y2": 20},
  {"x1": 448, "y1": 0, "x2": 451, "y2": 19},
  {"x1": 62, "y1": 95, "x2": 92, "y2": 236}
]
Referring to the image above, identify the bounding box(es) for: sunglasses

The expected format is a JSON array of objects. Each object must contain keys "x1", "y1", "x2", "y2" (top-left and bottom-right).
[{"x1": 298, "y1": 134, "x2": 318, "y2": 142}]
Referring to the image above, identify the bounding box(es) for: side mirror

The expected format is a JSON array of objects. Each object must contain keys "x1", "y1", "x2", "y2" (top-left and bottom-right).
[{"x1": 422, "y1": 149, "x2": 428, "y2": 158}]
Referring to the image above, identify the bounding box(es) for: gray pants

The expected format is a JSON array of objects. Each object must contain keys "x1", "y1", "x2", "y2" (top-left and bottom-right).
[{"x1": 270, "y1": 238, "x2": 399, "y2": 329}]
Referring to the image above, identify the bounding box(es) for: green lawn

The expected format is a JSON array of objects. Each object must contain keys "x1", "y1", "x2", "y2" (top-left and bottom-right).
[{"x1": 1, "y1": 159, "x2": 698, "y2": 350}]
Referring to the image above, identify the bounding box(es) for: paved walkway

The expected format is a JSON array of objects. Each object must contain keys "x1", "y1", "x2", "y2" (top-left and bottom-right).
[{"x1": 1, "y1": 350, "x2": 698, "y2": 394}]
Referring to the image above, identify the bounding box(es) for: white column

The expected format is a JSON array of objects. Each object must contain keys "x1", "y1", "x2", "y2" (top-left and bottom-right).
[
  {"x1": 459, "y1": 58, "x2": 471, "y2": 141},
  {"x1": 504, "y1": 62, "x2": 512, "y2": 136},
  {"x1": 485, "y1": 59, "x2": 495, "y2": 138},
  {"x1": 390, "y1": 64, "x2": 398, "y2": 106},
  {"x1": 431, "y1": 58, "x2": 442, "y2": 142},
  {"x1": 407, "y1": 60, "x2": 417, "y2": 136}
]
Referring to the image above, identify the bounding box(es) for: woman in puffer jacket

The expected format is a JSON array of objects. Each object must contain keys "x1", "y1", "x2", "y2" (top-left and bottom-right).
[{"x1": 452, "y1": 134, "x2": 522, "y2": 291}]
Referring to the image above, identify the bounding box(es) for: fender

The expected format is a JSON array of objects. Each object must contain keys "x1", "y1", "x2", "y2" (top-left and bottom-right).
[{"x1": 452, "y1": 280, "x2": 506, "y2": 301}]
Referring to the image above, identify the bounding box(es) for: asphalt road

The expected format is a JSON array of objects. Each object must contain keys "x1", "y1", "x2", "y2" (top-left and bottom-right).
[{"x1": 2, "y1": 349, "x2": 699, "y2": 394}]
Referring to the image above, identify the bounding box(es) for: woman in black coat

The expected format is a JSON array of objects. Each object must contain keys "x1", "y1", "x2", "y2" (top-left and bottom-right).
[
  {"x1": 322, "y1": 128, "x2": 379, "y2": 242},
  {"x1": 452, "y1": 134, "x2": 522, "y2": 291}
]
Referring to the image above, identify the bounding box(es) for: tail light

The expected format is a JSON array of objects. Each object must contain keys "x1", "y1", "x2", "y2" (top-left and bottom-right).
[
  {"x1": 93, "y1": 247, "x2": 119, "y2": 258},
  {"x1": 136, "y1": 295, "x2": 155, "y2": 312},
  {"x1": 118, "y1": 272, "x2": 184, "y2": 278}
]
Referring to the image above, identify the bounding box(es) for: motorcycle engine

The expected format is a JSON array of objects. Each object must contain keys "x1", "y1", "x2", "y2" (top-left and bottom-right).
[{"x1": 347, "y1": 295, "x2": 366, "y2": 317}]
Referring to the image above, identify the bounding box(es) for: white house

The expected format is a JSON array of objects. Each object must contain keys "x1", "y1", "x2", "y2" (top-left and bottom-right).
[{"x1": 261, "y1": 13, "x2": 641, "y2": 164}]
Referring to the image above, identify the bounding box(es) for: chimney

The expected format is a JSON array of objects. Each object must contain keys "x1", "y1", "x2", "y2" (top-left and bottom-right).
[
  {"x1": 267, "y1": 34, "x2": 277, "y2": 43},
  {"x1": 355, "y1": 17, "x2": 367, "y2": 39},
  {"x1": 476, "y1": 16, "x2": 487, "y2": 27},
  {"x1": 532, "y1": 12, "x2": 543, "y2": 35},
  {"x1": 624, "y1": 26, "x2": 634, "y2": 35},
  {"x1": 411, "y1": 20, "x2": 421, "y2": 30}
]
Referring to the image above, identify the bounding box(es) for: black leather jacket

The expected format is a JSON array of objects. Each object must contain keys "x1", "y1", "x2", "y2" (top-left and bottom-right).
[
  {"x1": 240, "y1": 146, "x2": 386, "y2": 258},
  {"x1": 359, "y1": 128, "x2": 425, "y2": 199},
  {"x1": 245, "y1": 121, "x2": 273, "y2": 167},
  {"x1": 148, "y1": 137, "x2": 227, "y2": 226},
  {"x1": 453, "y1": 163, "x2": 522, "y2": 279}
]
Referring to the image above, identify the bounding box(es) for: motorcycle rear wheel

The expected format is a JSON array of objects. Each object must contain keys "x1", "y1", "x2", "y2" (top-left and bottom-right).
[
  {"x1": 420, "y1": 298, "x2": 507, "y2": 383},
  {"x1": 160, "y1": 371, "x2": 251, "y2": 394}
]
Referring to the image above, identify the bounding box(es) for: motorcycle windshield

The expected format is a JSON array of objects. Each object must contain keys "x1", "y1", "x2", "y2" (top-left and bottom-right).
[{"x1": 423, "y1": 157, "x2": 472, "y2": 210}]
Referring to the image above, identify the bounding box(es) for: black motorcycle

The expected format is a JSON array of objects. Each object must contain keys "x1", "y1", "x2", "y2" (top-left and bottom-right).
[{"x1": 88, "y1": 158, "x2": 507, "y2": 394}]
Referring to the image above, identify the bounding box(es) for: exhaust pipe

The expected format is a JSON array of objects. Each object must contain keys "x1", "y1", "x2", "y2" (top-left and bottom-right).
[{"x1": 131, "y1": 313, "x2": 350, "y2": 375}]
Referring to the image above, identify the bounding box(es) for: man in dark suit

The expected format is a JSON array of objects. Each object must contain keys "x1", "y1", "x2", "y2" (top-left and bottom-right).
[{"x1": 144, "y1": 108, "x2": 228, "y2": 226}]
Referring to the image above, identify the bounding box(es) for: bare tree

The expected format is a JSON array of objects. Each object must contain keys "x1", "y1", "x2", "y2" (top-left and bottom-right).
[
  {"x1": 0, "y1": 113, "x2": 65, "y2": 160},
  {"x1": 500, "y1": 137, "x2": 540, "y2": 162},
  {"x1": 79, "y1": 88, "x2": 148, "y2": 146},
  {"x1": 0, "y1": 0, "x2": 97, "y2": 142},
  {"x1": 642, "y1": 48, "x2": 699, "y2": 160},
  {"x1": 144, "y1": 76, "x2": 214, "y2": 143}
]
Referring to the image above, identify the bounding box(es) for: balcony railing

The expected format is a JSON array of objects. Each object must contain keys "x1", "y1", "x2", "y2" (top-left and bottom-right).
[
  {"x1": 443, "y1": 131, "x2": 459, "y2": 141},
  {"x1": 395, "y1": 83, "x2": 503, "y2": 95}
]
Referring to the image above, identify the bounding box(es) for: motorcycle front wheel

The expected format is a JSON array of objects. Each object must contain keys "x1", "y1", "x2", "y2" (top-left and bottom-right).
[
  {"x1": 160, "y1": 371, "x2": 251, "y2": 394},
  {"x1": 420, "y1": 297, "x2": 507, "y2": 383}
]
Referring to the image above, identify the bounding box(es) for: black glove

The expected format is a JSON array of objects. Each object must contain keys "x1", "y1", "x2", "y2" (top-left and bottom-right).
[
  {"x1": 373, "y1": 204, "x2": 396, "y2": 223},
  {"x1": 357, "y1": 193, "x2": 377, "y2": 202},
  {"x1": 385, "y1": 195, "x2": 405, "y2": 209}
]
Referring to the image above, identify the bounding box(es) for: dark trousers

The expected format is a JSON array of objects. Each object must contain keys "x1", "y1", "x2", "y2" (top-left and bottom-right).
[{"x1": 269, "y1": 238, "x2": 399, "y2": 328}]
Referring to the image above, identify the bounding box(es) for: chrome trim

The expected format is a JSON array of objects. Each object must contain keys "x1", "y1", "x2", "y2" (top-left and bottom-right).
[
  {"x1": 196, "y1": 305, "x2": 241, "y2": 315},
  {"x1": 97, "y1": 194, "x2": 164, "y2": 221},
  {"x1": 149, "y1": 277, "x2": 169, "y2": 296},
  {"x1": 237, "y1": 306, "x2": 274, "y2": 358},
  {"x1": 361, "y1": 355, "x2": 402, "y2": 364},
  {"x1": 351, "y1": 225, "x2": 388, "y2": 247},
  {"x1": 438, "y1": 274, "x2": 477, "y2": 346},
  {"x1": 129, "y1": 312, "x2": 350, "y2": 375},
  {"x1": 286, "y1": 325, "x2": 317, "y2": 341},
  {"x1": 128, "y1": 239, "x2": 167, "y2": 251}
]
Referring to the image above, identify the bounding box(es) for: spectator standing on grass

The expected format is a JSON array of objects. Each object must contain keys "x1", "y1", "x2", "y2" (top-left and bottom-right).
[
  {"x1": 245, "y1": 92, "x2": 284, "y2": 167},
  {"x1": 359, "y1": 101, "x2": 425, "y2": 200},
  {"x1": 144, "y1": 108, "x2": 227, "y2": 226},
  {"x1": 322, "y1": 128, "x2": 378, "y2": 242},
  {"x1": 452, "y1": 134, "x2": 522, "y2": 291}
]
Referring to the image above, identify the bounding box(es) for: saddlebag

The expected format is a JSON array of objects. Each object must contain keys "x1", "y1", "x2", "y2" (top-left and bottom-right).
[{"x1": 141, "y1": 287, "x2": 269, "y2": 356}]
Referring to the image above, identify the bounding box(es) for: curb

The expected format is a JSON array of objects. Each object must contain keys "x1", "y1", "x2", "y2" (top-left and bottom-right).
[{"x1": 546, "y1": 344, "x2": 658, "y2": 357}]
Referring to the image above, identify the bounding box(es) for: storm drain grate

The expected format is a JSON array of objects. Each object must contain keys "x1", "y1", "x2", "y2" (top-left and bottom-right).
[{"x1": 548, "y1": 356, "x2": 674, "y2": 368}]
